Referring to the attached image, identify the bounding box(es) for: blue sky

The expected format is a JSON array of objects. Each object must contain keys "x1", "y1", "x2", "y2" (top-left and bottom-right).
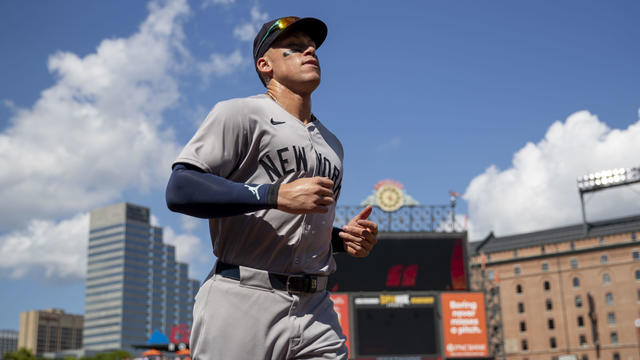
[{"x1": 1, "y1": 0, "x2": 639, "y2": 330}]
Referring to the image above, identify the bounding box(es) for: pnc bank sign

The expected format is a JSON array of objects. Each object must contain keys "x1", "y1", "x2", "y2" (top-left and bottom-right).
[{"x1": 441, "y1": 292, "x2": 489, "y2": 358}]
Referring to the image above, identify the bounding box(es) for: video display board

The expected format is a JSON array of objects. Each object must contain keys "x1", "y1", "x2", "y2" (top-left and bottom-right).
[
  {"x1": 351, "y1": 293, "x2": 440, "y2": 357},
  {"x1": 329, "y1": 232, "x2": 468, "y2": 292}
]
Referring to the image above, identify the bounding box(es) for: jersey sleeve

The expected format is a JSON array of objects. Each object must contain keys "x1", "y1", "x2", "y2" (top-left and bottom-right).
[{"x1": 173, "y1": 100, "x2": 250, "y2": 177}]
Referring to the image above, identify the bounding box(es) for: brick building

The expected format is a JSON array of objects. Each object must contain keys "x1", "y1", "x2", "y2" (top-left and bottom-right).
[
  {"x1": 18, "y1": 309, "x2": 83, "y2": 355},
  {"x1": 470, "y1": 214, "x2": 640, "y2": 360}
]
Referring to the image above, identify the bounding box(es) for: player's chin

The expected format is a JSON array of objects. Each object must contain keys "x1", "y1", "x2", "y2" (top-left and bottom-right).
[
  {"x1": 301, "y1": 69, "x2": 321, "y2": 82},
  {"x1": 302, "y1": 74, "x2": 321, "y2": 88}
]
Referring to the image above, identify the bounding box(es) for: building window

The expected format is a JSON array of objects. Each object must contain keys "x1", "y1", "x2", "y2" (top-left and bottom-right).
[
  {"x1": 521, "y1": 339, "x2": 528, "y2": 351},
  {"x1": 487, "y1": 269, "x2": 495, "y2": 279},
  {"x1": 603, "y1": 273, "x2": 611, "y2": 284},
  {"x1": 575, "y1": 295, "x2": 583, "y2": 308},
  {"x1": 520, "y1": 321, "x2": 526, "y2": 332},
  {"x1": 550, "y1": 337, "x2": 557, "y2": 348},
  {"x1": 514, "y1": 249, "x2": 518, "y2": 257},
  {"x1": 570, "y1": 241, "x2": 575, "y2": 250},
  {"x1": 548, "y1": 318, "x2": 555, "y2": 329},
  {"x1": 581, "y1": 355, "x2": 588, "y2": 360},
  {"x1": 573, "y1": 277, "x2": 580, "y2": 288},
  {"x1": 633, "y1": 251, "x2": 639, "y2": 260},
  {"x1": 633, "y1": 232, "x2": 637, "y2": 241},
  {"x1": 636, "y1": 269, "x2": 640, "y2": 281},
  {"x1": 600, "y1": 237, "x2": 605, "y2": 245},
  {"x1": 571, "y1": 258, "x2": 578, "y2": 269},
  {"x1": 610, "y1": 332, "x2": 618, "y2": 344},
  {"x1": 515, "y1": 266, "x2": 521, "y2": 275},
  {"x1": 578, "y1": 316, "x2": 585, "y2": 327},
  {"x1": 579, "y1": 334, "x2": 587, "y2": 346},
  {"x1": 542, "y1": 262, "x2": 549, "y2": 271},
  {"x1": 605, "y1": 292, "x2": 613, "y2": 305},
  {"x1": 544, "y1": 280, "x2": 551, "y2": 291},
  {"x1": 516, "y1": 284, "x2": 523, "y2": 294},
  {"x1": 518, "y1": 302, "x2": 525, "y2": 313},
  {"x1": 637, "y1": 289, "x2": 640, "y2": 301},
  {"x1": 546, "y1": 298, "x2": 553, "y2": 311},
  {"x1": 608, "y1": 312, "x2": 616, "y2": 325},
  {"x1": 613, "y1": 353, "x2": 620, "y2": 360},
  {"x1": 541, "y1": 245, "x2": 546, "y2": 254},
  {"x1": 601, "y1": 254, "x2": 608, "y2": 264}
]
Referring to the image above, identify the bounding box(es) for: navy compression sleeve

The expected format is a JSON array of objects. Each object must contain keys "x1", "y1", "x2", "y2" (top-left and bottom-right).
[
  {"x1": 331, "y1": 227, "x2": 346, "y2": 253},
  {"x1": 166, "y1": 163, "x2": 280, "y2": 218}
]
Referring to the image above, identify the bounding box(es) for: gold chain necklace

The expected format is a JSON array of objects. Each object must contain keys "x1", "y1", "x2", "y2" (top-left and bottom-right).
[{"x1": 266, "y1": 92, "x2": 280, "y2": 106}]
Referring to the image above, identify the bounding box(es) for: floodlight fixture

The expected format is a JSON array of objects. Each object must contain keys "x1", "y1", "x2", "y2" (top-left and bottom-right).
[
  {"x1": 577, "y1": 165, "x2": 640, "y2": 234},
  {"x1": 577, "y1": 166, "x2": 640, "y2": 193}
]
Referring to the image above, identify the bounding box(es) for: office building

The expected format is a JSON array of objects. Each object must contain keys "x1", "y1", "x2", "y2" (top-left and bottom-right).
[
  {"x1": 84, "y1": 203, "x2": 200, "y2": 352},
  {"x1": 18, "y1": 309, "x2": 83, "y2": 355},
  {"x1": 0, "y1": 329, "x2": 18, "y2": 359},
  {"x1": 470, "y1": 214, "x2": 640, "y2": 360}
]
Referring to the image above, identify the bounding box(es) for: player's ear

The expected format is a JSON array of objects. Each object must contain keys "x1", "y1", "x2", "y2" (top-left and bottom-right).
[{"x1": 256, "y1": 57, "x2": 272, "y2": 78}]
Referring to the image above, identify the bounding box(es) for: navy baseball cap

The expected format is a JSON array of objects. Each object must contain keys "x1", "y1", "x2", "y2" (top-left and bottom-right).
[{"x1": 253, "y1": 16, "x2": 327, "y2": 86}]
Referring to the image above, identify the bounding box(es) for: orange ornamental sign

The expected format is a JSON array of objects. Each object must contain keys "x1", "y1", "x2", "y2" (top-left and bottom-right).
[
  {"x1": 330, "y1": 293, "x2": 351, "y2": 357},
  {"x1": 441, "y1": 292, "x2": 489, "y2": 358}
]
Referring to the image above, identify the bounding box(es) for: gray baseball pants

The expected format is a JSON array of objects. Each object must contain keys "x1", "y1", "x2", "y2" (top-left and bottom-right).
[{"x1": 190, "y1": 264, "x2": 348, "y2": 359}]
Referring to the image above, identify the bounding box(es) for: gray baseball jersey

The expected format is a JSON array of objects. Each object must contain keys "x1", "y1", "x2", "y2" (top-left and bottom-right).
[{"x1": 173, "y1": 94, "x2": 344, "y2": 275}]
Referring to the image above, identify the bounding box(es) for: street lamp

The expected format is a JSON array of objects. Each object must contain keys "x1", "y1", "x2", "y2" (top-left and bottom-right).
[{"x1": 577, "y1": 166, "x2": 640, "y2": 234}]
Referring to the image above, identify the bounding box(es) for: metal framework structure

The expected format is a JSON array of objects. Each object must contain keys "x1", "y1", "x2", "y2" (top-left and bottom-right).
[
  {"x1": 334, "y1": 204, "x2": 461, "y2": 232},
  {"x1": 469, "y1": 264, "x2": 506, "y2": 360},
  {"x1": 577, "y1": 166, "x2": 640, "y2": 234}
]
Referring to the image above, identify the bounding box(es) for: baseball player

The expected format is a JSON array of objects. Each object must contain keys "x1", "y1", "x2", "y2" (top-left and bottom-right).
[{"x1": 166, "y1": 16, "x2": 378, "y2": 359}]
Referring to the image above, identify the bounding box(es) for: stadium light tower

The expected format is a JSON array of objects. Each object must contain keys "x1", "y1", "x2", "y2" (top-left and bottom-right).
[{"x1": 577, "y1": 166, "x2": 640, "y2": 234}]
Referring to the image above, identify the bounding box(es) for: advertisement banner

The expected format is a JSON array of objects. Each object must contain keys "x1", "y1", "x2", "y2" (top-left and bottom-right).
[
  {"x1": 330, "y1": 293, "x2": 351, "y2": 357},
  {"x1": 441, "y1": 292, "x2": 489, "y2": 358}
]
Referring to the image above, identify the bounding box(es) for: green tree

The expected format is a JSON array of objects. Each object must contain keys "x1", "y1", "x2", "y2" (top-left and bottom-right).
[
  {"x1": 3, "y1": 348, "x2": 38, "y2": 360},
  {"x1": 79, "y1": 350, "x2": 131, "y2": 360}
]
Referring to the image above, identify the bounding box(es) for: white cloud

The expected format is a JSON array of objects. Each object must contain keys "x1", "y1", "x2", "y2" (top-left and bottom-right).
[
  {"x1": 163, "y1": 225, "x2": 210, "y2": 274},
  {"x1": 180, "y1": 214, "x2": 201, "y2": 232},
  {"x1": 464, "y1": 109, "x2": 640, "y2": 240},
  {"x1": 0, "y1": 0, "x2": 190, "y2": 230},
  {"x1": 198, "y1": 50, "x2": 245, "y2": 78},
  {"x1": 0, "y1": 213, "x2": 89, "y2": 282},
  {"x1": 0, "y1": 211, "x2": 209, "y2": 282},
  {"x1": 202, "y1": 0, "x2": 235, "y2": 9},
  {"x1": 233, "y1": 6, "x2": 268, "y2": 42},
  {"x1": 376, "y1": 136, "x2": 402, "y2": 152}
]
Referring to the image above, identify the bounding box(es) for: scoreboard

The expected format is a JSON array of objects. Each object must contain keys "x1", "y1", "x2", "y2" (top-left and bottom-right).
[
  {"x1": 329, "y1": 232, "x2": 468, "y2": 292},
  {"x1": 331, "y1": 292, "x2": 490, "y2": 360},
  {"x1": 352, "y1": 293, "x2": 439, "y2": 357},
  {"x1": 328, "y1": 231, "x2": 491, "y2": 359}
]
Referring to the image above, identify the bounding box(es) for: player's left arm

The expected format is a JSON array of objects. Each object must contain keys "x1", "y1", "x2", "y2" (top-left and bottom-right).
[{"x1": 335, "y1": 205, "x2": 378, "y2": 257}]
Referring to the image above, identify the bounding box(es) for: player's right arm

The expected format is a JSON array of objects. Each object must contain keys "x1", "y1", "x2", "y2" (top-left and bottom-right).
[
  {"x1": 166, "y1": 162, "x2": 278, "y2": 218},
  {"x1": 166, "y1": 163, "x2": 335, "y2": 218},
  {"x1": 168, "y1": 99, "x2": 334, "y2": 218}
]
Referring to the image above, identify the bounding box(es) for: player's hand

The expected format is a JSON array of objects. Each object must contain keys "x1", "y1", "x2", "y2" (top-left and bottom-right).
[
  {"x1": 339, "y1": 205, "x2": 378, "y2": 258},
  {"x1": 277, "y1": 177, "x2": 335, "y2": 214}
]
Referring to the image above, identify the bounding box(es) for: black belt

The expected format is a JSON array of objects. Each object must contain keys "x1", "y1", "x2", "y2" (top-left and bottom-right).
[{"x1": 215, "y1": 261, "x2": 326, "y2": 294}]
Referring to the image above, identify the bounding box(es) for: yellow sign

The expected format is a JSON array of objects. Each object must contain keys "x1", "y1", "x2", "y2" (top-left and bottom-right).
[{"x1": 410, "y1": 296, "x2": 435, "y2": 304}]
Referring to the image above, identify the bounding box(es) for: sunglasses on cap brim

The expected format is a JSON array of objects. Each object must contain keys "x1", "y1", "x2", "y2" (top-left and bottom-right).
[{"x1": 255, "y1": 16, "x2": 299, "y2": 56}]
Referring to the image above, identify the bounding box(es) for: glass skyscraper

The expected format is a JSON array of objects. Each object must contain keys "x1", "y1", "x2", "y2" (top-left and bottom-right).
[
  {"x1": 0, "y1": 329, "x2": 18, "y2": 360},
  {"x1": 83, "y1": 203, "x2": 200, "y2": 352}
]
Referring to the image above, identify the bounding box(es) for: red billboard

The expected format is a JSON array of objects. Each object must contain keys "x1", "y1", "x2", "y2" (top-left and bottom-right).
[{"x1": 330, "y1": 293, "x2": 351, "y2": 357}]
